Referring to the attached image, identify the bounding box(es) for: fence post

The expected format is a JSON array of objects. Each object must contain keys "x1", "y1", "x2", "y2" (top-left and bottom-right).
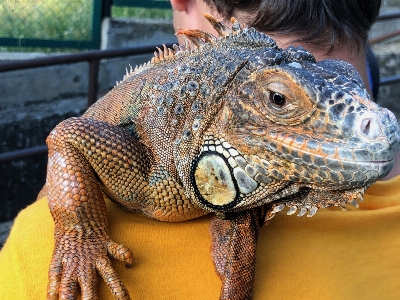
[
  {"x1": 91, "y1": 0, "x2": 104, "y2": 49},
  {"x1": 102, "y1": 0, "x2": 112, "y2": 18},
  {"x1": 88, "y1": 60, "x2": 100, "y2": 107}
]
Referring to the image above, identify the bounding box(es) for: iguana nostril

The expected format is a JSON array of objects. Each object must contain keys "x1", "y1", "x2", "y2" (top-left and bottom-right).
[
  {"x1": 361, "y1": 118, "x2": 371, "y2": 136},
  {"x1": 358, "y1": 112, "x2": 379, "y2": 139}
]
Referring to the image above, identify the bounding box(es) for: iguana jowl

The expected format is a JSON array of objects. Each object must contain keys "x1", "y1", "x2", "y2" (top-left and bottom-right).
[{"x1": 45, "y1": 14, "x2": 399, "y2": 300}]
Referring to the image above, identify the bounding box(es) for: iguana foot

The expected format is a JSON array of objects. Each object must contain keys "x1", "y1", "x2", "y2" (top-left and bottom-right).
[
  {"x1": 47, "y1": 234, "x2": 133, "y2": 300},
  {"x1": 210, "y1": 207, "x2": 266, "y2": 300}
]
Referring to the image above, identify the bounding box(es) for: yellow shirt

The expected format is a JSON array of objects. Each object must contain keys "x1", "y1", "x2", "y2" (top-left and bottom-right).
[{"x1": 1, "y1": 176, "x2": 400, "y2": 300}]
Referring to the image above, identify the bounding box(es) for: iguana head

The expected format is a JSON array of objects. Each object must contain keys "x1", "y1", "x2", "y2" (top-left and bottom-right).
[{"x1": 179, "y1": 15, "x2": 400, "y2": 217}]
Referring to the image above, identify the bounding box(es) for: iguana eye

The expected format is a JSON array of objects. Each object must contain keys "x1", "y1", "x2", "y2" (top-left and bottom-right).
[
  {"x1": 252, "y1": 68, "x2": 316, "y2": 125},
  {"x1": 262, "y1": 83, "x2": 292, "y2": 114},
  {"x1": 268, "y1": 91, "x2": 286, "y2": 109}
]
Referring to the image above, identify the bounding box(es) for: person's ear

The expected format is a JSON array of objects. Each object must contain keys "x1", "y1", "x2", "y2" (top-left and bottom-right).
[{"x1": 170, "y1": 0, "x2": 188, "y2": 12}]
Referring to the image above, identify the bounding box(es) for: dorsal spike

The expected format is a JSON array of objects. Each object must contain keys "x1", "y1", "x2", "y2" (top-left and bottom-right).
[
  {"x1": 160, "y1": 44, "x2": 175, "y2": 60},
  {"x1": 176, "y1": 29, "x2": 207, "y2": 47},
  {"x1": 231, "y1": 17, "x2": 242, "y2": 33},
  {"x1": 168, "y1": 47, "x2": 174, "y2": 58},
  {"x1": 152, "y1": 51, "x2": 160, "y2": 63},
  {"x1": 156, "y1": 47, "x2": 164, "y2": 60},
  {"x1": 163, "y1": 44, "x2": 168, "y2": 53},
  {"x1": 183, "y1": 29, "x2": 217, "y2": 43},
  {"x1": 203, "y1": 13, "x2": 230, "y2": 37}
]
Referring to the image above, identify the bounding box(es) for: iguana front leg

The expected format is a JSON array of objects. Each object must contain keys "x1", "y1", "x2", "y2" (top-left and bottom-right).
[
  {"x1": 210, "y1": 207, "x2": 266, "y2": 300},
  {"x1": 46, "y1": 117, "x2": 150, "y2": 300}
]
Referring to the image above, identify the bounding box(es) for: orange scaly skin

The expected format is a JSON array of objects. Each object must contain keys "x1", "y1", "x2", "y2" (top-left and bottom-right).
[{"x1": 45, "y1": 15, "x2": 399, "y2": 299}]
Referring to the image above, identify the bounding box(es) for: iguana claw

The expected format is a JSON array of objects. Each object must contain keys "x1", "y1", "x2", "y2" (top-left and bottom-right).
[{"x1": 47, "y1": 235, "x2": 133, "y2": 300}]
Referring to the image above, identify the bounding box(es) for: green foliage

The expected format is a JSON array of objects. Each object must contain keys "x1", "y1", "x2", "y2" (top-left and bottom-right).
[
  {"x1": 0, "y1": 0, "x2": 172, "y2": 52},
  {"x1": 0, "y1": 0, "x2": 93, "y2": 40}
]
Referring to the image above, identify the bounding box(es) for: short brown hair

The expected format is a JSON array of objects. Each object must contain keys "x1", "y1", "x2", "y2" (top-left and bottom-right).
[{"x1": 204, "y1": 0, "x2": 381, "y2": 51}]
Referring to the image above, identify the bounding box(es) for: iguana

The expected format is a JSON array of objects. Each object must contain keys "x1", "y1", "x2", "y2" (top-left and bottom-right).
[{"x1": 45, "y1": 14, "x2": 399, "y2": 300}]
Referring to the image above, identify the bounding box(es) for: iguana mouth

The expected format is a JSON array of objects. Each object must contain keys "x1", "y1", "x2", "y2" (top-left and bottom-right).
[{"x1": 366, "y1": 159, "x2": 394, "y2": 164}]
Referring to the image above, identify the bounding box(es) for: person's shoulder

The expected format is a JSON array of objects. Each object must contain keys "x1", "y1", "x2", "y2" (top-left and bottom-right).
[
  {"x1": 366, "y1": 175, "x2": 400, "y2": 196},
  {"x1": 0, "y1": 197, "x2": 53, "y2": 299},
  {"x1": 360, "y1": 175, "x2": 400, "y2": 211}
]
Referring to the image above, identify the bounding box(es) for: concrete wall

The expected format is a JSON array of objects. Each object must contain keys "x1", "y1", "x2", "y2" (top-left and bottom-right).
[{"x1": 102, "y1": 17, "x2": 177, "y2": 49}]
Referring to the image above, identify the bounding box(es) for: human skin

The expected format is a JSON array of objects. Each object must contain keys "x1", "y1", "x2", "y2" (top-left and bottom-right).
[{"x1": 169, "y1": 0, "x2": 400, "y2": 180}]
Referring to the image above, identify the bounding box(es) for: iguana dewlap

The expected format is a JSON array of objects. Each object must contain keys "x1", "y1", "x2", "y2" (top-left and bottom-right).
[{"x1": 45, "y1": 14, "x2": 399, "y2": 300}]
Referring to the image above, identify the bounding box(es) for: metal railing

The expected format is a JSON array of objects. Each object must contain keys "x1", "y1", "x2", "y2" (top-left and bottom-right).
[
  {"x1": 371, "y1": 11, "x2": 400, "y2": 44},
  {"x1": 376, "y1": 11, "x2": 400, "y2": 21},
  {"x1": 0, "y1": 43, "x2": 172, "y2": 163}
]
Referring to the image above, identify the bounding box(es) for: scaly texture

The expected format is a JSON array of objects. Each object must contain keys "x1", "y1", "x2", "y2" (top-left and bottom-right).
[
  {"x1": 45, "y1": 14, "x2": 399, "y2": 300},
  {"x1": 210, "y1": 206, "x2": 266, "y2": 300}
]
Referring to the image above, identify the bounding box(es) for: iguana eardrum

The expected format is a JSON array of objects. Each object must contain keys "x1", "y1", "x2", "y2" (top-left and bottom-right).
[{"x1": 45, "y1": 14, "x2": 399, "y2": 300}]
